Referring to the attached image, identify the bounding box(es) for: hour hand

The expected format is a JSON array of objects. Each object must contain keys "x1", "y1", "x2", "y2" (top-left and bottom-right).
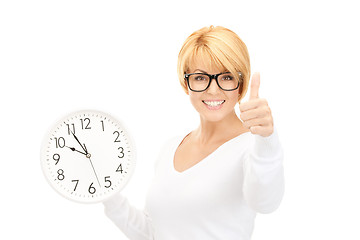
[{"x1": 65, "y1": 146, "x2": 87, "y2": 156}]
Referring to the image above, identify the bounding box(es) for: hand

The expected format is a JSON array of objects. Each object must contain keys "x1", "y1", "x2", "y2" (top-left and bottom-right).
[
  {"x1": 88, "y1": 156, "x2": 101, "y2": 188},
  {"x1": 239, "y1": 72, "x2": 274, "y2": 137},
  {"x1": 71, "y1": 131, "x2": 88, "y2": 154},
  {"x1": 65, "y1": 146, "x2": 87, "y2": 156}
]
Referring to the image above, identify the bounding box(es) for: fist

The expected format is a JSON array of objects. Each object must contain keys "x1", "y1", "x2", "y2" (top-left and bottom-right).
[{"x1": 239, "y1": 72, "x2": 274, "y2": 137}]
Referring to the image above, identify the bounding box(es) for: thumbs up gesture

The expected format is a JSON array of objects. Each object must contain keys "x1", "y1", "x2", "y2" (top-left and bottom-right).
[{"x1": 239, "y1": 72, "x2": 274, "y2": 137}]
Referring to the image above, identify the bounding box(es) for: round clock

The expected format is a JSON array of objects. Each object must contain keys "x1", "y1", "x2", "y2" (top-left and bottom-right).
[{"x1": 40, "y1": 110, "x2": 136, "y2": 203}]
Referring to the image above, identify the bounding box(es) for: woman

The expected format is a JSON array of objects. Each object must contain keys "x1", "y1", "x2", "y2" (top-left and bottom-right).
[{"x1": 104, "y1": 26, "x2": 285, "y2": 240}]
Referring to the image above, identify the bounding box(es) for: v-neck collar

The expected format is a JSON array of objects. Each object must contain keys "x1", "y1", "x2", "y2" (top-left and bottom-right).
[{"x1": 172, "y1": 131, "x2": 251, "y2": 174}]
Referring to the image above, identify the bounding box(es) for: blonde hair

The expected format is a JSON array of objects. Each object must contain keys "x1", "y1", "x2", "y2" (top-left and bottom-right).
[{"x1": 177, "y1": 26, "x2": 251, "y2": 101}]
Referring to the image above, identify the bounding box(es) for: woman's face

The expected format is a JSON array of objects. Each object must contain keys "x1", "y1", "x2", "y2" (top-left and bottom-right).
[{"x1": 187, "y1": 59, "x2": 240, "y2": 123}]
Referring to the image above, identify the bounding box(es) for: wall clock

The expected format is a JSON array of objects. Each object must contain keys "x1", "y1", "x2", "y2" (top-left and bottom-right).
[{"x1": 40, "y1": 110, "x2": 136, "y2": 203}]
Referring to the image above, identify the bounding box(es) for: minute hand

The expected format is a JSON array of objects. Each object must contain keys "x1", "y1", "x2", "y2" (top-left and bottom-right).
[{"x1": 71, "y1": 131, "x2": 88, "y2": 154}]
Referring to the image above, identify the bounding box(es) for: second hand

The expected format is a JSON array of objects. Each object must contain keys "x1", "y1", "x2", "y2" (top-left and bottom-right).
[
  {"x1": 84, "y1": 143, "x2": 101, "y2": 188},
  {"x1": 88, "y1": 157, "x2": 101, "y2": 188}
]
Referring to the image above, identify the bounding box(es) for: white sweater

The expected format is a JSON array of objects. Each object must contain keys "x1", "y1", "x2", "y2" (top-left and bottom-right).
[{"x1": 103, "y1": 128, "x2": 285, "y2": 240}]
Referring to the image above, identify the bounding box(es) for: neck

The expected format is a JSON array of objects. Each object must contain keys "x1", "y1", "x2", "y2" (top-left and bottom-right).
[{"x1": 194, "y1": 110, "x2": 245, "y2": 145}]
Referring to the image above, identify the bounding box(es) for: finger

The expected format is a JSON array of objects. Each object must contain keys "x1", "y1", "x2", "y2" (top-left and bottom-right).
[
  {"x1": 250, "y1": 126, "x2": 274, "y2": 137},
  {"x1": 239, "y1": 98, "x2": 267, "y2": 112},
  {"x1": 249, "y1": 72, "x2": 260, "y2": 100},
  {"x1": 242, "y1": 117, "x2": 270, "y2": 129},
  {"x1": 250, "y1": 125, "x2": 266, "y2": 135},
  {"x1": 240, "y1": 107, "x2": 267, "y2": 121}
]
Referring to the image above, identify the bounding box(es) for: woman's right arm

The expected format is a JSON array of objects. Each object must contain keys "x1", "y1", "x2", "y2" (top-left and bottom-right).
[{"x1": 103, "y1": 193, "x2": 154, "y2": 240}]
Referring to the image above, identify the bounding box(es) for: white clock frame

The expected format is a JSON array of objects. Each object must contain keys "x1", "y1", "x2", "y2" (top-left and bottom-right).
[{"x1": 40, "y1": 110, "x2": 136, "y2": 203}]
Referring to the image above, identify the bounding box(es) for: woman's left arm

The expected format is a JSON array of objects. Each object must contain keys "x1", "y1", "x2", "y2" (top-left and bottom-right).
[{"x1": 239, "y1": 73, "x2": 285, "y2": 213}]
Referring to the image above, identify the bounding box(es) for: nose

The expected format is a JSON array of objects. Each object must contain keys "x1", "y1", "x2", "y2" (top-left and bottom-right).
[{"x1": 206, "y1": 78, "x2": 221, "y2": 94}]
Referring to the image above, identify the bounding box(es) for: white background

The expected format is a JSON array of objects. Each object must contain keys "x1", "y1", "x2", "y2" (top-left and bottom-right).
[{"x1": 1, "y1": 0, "x2": 359, "y2": 239}]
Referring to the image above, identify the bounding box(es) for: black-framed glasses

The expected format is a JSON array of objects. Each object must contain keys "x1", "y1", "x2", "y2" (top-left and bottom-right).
[{"x1": 184, "y1": 72, "x2": 242, "y2": 92}]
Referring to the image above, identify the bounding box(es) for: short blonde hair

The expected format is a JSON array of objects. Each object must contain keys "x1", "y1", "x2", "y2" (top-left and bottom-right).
[{"x1": 177, "y1": 26, "x2": 251, "y2": 101}]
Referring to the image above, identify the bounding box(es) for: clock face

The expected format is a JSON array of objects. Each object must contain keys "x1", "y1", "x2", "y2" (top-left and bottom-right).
[{"x1": 40, "y1": 110, "x2": 136, "y2": 203}]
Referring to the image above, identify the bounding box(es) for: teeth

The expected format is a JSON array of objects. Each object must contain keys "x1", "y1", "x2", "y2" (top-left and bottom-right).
[{"x1": 203, "y1": 100, "x2": 225, "y2": 107}]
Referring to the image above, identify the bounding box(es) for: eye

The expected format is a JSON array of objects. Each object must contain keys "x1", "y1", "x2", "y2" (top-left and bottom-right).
[
  {"x1": 194, "y1": 75, "x2": 207, "y2": 81},
  {"x1": 220, "y1": 74, "x2": 234, "y2": 81}
]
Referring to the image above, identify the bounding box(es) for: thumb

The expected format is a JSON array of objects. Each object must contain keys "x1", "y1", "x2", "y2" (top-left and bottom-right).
[{"x1": 249, "y1": 72, "x2": 260, "y2": 100}]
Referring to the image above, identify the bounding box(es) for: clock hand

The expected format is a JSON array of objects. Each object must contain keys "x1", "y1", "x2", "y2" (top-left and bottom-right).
[
  {"x1": 83, "y1": 143, "x2": 88, "y2": 154},
  {"x1": 83, "y1": 143, "x2": 92, "y2": 159},
  {"x1": 82, "y1": 143, "x2": 100, "y2": 187},
  {"x1": 71, "y1": 131, "x2": 88, "y2": 154},
  {"x1": 65, "y1": 146, "x2": 87, "y2": 156},
  {"x1": 88, "y1": 156, "x2": 101, "y2": 187}
]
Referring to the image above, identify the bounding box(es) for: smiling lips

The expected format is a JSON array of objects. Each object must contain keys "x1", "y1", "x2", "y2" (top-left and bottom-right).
[{"x1": 202, "y1": 100, "x2": 225, "y2": 110}]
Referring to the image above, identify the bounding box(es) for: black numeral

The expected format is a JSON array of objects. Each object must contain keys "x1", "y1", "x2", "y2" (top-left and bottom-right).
[
  {"x1": 113, "y1": 131, "x2": 121, "y2": 142},
  {"x1": 88, "y1": 183, "x2": 96, "y2": 194},
  {"x1": 53, "y1": 153, "x2": 60, "y2": 165},
  {"x1": 72, "y1": 180, "x2": 79, "y2": 191},
  {"x1": 80, "y1": 118, "x2": 91, "y2": 130},
  {"x1": 118, "y1": 147, "x2": 124, "y2": 158},
  {"x1": 54, "y1": 137, "x2": 65, "y2": 148},
  {"x1": 116, "y1": 163, "x2": 123, "y2": 173},
  {"x1": 104, "y1": 176, "x2": 112, "y2": 188},
  {"x1": 101, "y1": 120, "x2": 105, "y2": 131},
  {"x1": 66, "y1": 123, "x2": 75, "y2": 135},
  {"x1": 57, "y1": 169, "x2": 65, "y2": 180}
]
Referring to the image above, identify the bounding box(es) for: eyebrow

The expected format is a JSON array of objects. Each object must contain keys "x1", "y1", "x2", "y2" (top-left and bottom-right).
[{"x1": 193, "y1": 69, "x2": 207, "y2": 73}]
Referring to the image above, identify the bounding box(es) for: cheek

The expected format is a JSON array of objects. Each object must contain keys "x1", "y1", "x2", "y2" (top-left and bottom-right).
[
  {"x1": 226, "y1": 91, "x2": 240, "y2": 106},
  {"x1": 189, "y1": 92, "x2": 202, "y2": 109}
]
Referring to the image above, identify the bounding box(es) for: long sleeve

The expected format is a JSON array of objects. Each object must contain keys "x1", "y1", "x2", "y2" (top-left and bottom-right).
[
  {"x1": 243, "y1": 127, "x2": 285, "y2": 214},
  {"x1": 103, "y1": 193, "x2": 154, "y2": 240}
]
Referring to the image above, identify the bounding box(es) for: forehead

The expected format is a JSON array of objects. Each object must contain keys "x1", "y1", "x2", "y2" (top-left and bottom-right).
[{"x1": 188, "y1": 51, "x2": 227, "y2": 74}]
